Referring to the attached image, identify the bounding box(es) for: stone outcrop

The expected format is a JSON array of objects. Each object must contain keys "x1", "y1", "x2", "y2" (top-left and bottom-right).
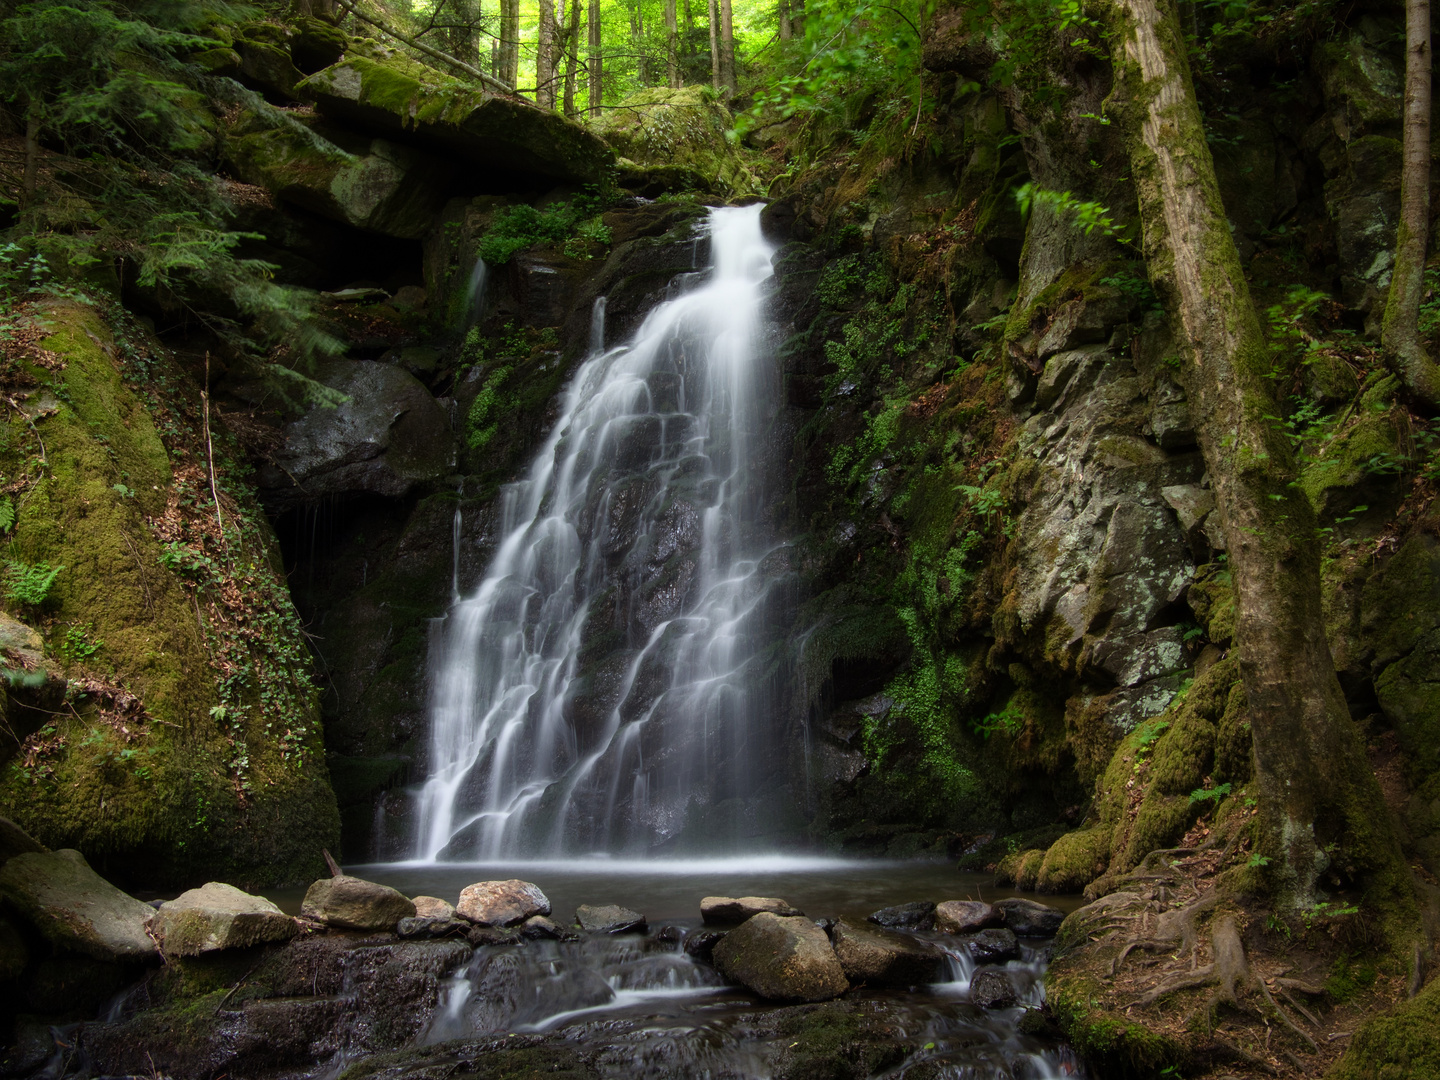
[
  {"x1": 456, "y1": 880, "x2": 550, "y2": 926},
  {"x1": 829, "y1": 918, "x2": 944, "y2": 987},
  {"x1": 711, "y1": 912, "x2": 849, "y2": 1002},
  {"x1": 701, "y1": 896, "x2": 804, "y2": 924},
  {"x1": 0, "y1": 849, "x2": 157, "y2": 962},
  {"x1": 148, "y1": 882, "x2": 298, "y2": 955},
  {"x1": 301, "y1": 875, "x2": 416, "y2": 931},
  {"x1": 592, "y1": 85, "x2": 756, "y2": 196}
]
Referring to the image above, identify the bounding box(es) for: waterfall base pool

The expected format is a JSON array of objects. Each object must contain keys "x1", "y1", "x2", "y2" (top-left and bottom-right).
[{"x1": 266, "y1": 859, "x2": 1087, "y2": 1079}]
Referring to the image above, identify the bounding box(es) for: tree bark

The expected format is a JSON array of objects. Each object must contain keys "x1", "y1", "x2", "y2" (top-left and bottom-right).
[
  {"x1": 779, "y1": 0, "x2": 792, "y2": 41},
  {"x1": 1381, "y1": 0, "x2": 1440, "y2": 408},
  {"x1": 666, "y1": 0, "x2": 679, "y2": 85},
  {"x1": 718, "y1": 0, "x2": 736, "y2": 95},
  {"x1": 537, "y1": 0, "x2": 558, "y2": 108},
  {"x1": 587, "y1": 0, "x2": 603, "y2": 118},
  {"x1": 708, "y1": 0, "x2": 721, "y2": 90},
  {"x1": 500, "y1": 0, "x2": 520, "y2": 89},
  {"x1": 632, "y1": 3, "x2": 647, "y2": 84},
  {"x1": 21, "y1": 111, "x2": 39, "y2": 211},
  {"x1": 564, "y1": 0, "x2": 581, "y2": 116},
  {"x1": 1102, "y1": 0, "x2": 1418, "y2": 932},
  {"x1": 447, "y1": 0, "x2": 482, "y2": 71},
  {"x1": 789, "y1": 0, "x2": 804, "y2": 38}
]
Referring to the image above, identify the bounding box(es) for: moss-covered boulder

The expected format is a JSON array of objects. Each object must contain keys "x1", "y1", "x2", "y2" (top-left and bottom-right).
[
  {"x1": 1326, "y1": 976, "x2": 1440, "y2": 1079},
  {"x1": 592, "y1": 85, "x2": 756, "y2": 196},
  {"x1": 149, "y1": 882, "x2": 298, "y2": 956},
  {"x1": 712, "y1": 912, "x2": 849, "y2": 1002},
  {"x1": 224, "y1": 112, "x2": 453, "y2": 239},
  {"x1": 0, "y1": 303, "x2": 338, "y2": 888},
  {"x1": 0, "y1": 848, "x2": 157, "y2": 961},
  {"x1": 1036, "y1": 824, "x2": 1113, "y2": 893},
  {"x1": 298, "y1": 48, "x2": 613, "y2": 186}
]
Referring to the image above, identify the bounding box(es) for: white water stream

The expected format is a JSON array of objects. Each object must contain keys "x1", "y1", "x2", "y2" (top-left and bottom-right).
[{"x1": 414, "y1": 205, "x2": 781, "y2": 860}]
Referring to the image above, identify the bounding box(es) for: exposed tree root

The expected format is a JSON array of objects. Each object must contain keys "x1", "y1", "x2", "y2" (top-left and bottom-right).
[{"x1": 1112, "y1": 893, "x2": 1218, "y2": 976}]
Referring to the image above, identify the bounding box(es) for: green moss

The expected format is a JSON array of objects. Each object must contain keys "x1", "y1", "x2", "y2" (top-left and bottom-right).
[
  {"x1": 1325, "y1": 977, "x2": 1440, "y2": 1080},
  {"x1": 593, "y1": 85, "x2": 756, "y2": 196},
  {"x1": 1187, "y1": 562, "x2": 1236, "y2": 646},
  {"x1": 1298, "y1": 391, "x2": 1405, "y2": 520},
  {"x1": 1014, "y1": 847, "x2": 1046, "y2": 889},
  {"x1": 1037, "y1": 825, "x2": 1113, "y2": 893},
  {"x1": 1046, "y1": 977, "x2": 1186, "y2": 1079}
]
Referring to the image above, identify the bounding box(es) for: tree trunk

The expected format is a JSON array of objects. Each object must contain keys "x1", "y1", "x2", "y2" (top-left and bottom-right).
[
  {"x1": 500, "y1": 0, "x2": 520, "y2": 88},
  {"x1": 21, "y1": 111, "x2": 39, "y2": 211},
  {"x1": 718, "y1": 0, "x2": 736, "y2": 95},
  {"x1": 563, "y1": 0, "x2": 579, "y2": 116},
  {"x1": 779, "y1": 0, "x2": 792, "y2": 41},
  {"x1": 632, "y1": 3, "x2": 646, "y2": 84},
  {"x1": 789, "y1": 0, "x2": 804, "y2": 38},
  {"x1": 666, "y1": 0, "x2": 679, "y2": 85},
  {"x1": 448, "y1": 0, "x2": 482, "y2": 71},
  {"x1": 587, "y1": 0, "x2": 602, "y2": 118},
  {"x1": 1382, "y1": 0, "x2": 1440, "y2": 407},
  {"x1": 537, "y1": 0, "x2": 558, "y2": 108},
  {"x1": 1102, "y1": 0, "x2": 1419, "y2": 933},
  {"x1": 708, "y1": 0, "x2": 721, "y2": 90}
]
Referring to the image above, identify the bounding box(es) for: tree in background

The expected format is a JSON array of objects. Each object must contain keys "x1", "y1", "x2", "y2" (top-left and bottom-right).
[
  {"x1": 587, "y1": 0, "x2": 602, "y2": 117},
  {"x1": 536, "y1": 0, "x2": 558, "y2": 106}
]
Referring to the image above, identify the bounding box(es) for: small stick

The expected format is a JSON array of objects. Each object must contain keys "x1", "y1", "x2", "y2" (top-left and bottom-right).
[
  {"x1": 323, "y1": 848, "x2": 343, "y2": 877},
  {"x1": 203, "y1": 353, "x2": 223, "y2": 536}
]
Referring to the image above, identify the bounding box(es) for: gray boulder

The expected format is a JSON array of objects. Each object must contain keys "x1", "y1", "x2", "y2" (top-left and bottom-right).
[
  {"x1": 957, "y1": 927, "x2": 1020, "y2": 964},
  {"x1": 259, "y1": 360, "x2": 452, "y2": 507},
  {"x1": 970, "y1": 968, "x2": 1018, "y2": 1009},
  {"x1": 575, "y1": 903, "x2": 647, "y2": 934},
  {"x1": 301, "y1": 875, "x2": 416, "y2": 931},
  {"x1": 149, "y1": 882, "x2": 298, "y2": 956},
  {"x1": 456, "y1": 879, "x2": 550, "y2": 927},
  {"x1": 0, "y1": 849, "x2": 156, "y2": 962},
  {"x1": 830, "y1": 918, "x2": 944, "y2": 987},
  {"x1": 934, "y1": 900, "x2": 1000, "y2": 935},
  {"x1": 0, "y1": 815, "x2": 45, "y2": 866},
  {"x1": 700, "y1": 896, "x2": 804, "y2": 925},
  {"x1": 867, "y1": 901, "x2": 936, "y2": 930},
  {"x1": 711, "y1": 912, "x2": 848, "y2": 1002},
  {"x1": 995, "y1": 897, "x2": 1066, "y2": 937}
]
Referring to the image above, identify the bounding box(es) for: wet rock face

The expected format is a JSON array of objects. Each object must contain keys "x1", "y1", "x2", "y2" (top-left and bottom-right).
[
  {"x1": 302, "y1": 875, "x2": 417, "y2": 931},
  {"x1": 969, "y1": 968, "x2": 1018, "y2": 1009},
  {"x1": 457, "y1": 880, "x2": 551, "y2": 927},
  {"x1": 258, "y1": 360, "x2": 451, "y2": 509},
  {"x1": 0, "y1": 849, "x2": 157, "y2": 962},
  {"x1": 829, "y1": 918, "x2": 944, "y2": 987},
  {"x1": 955, "y1": 928, "x2": 1020, "y2": 964},
  {"x1": 701, "y1": 896, "x2": 805, "y2": 924},
  {"x1": 868, "y1": 901, "x2": 937, "y2": 931},
  {"x1": 995, "y1": 898, "x2": 1066, "y2": 938},
  {"x1": 711, "y1": 912, "x2": 849, "y2": 1002},
  {"x1": 933, "y1": 900, "x2": 999, "y2": 935},
  {"x1": 149, "y1": 882, "x2": 298, "y2": 956}
]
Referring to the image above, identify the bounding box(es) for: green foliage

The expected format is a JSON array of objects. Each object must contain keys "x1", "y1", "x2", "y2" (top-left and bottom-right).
[
  {"x1": 1015, "y1": 183, "x2": 1129, "y2": 241},
  {"x1": 0, "y1": 496, "x2": 14, "y2": 534},
  {"x1": 1187, "y1": 781, "x2": 1231, "y2": 805},
  {"x1": 5, "y1": 559, "x2": 62, "y2": 607},
  {"x1": 1326, "y1": 954, "x2": 1378, "y2": 1002},
  {"x1": 466, "y1": 365, "x2": 513, "y2": 452},
  {"x1": 478, "y1": 192, "x2": 610, "y2": 265},
  {"x1": 58, "y1": 623, "x2": 103, "y2": 662}
]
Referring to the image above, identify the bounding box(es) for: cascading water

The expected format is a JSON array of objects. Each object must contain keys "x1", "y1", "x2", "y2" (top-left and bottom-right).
[{"x1": 414, "y1": 204, "x2": 784, "y2": 860}]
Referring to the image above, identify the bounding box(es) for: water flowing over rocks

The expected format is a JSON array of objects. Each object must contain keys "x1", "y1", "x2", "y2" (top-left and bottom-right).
[{"x1": 711, "y1": 912, "x2": 850, "y2": 1002}]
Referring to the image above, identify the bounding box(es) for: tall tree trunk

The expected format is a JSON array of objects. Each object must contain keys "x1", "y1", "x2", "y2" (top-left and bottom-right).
[
  {"x1": 789, "y1": 0, "x2": 804, "y2": 38},
  {"x1": 537, "y1": 0, "x2": 558, "y2": 108},
  {"x1": 564, "y1": 0, "x2": 581, "y2": 116},
  {"x1": 632, "y1": 3, "x2": 646, "y2": 84},
  {"x1": 666, "y1": 0, "x2": 679, "y2": 85},
  {"x1": 1102, "y1": 0, "x2": 1419, "y2": 934},
  {"x1": 779, "y1": 0, "x2": 792, "y2": 41},
  {"x1": 500, "y1": 0, "x2": 520, "y2": 88},
  {"x1": 718, "y1": 0, "x2": 736, "y2": 94},
  {"x1": 708, "y1": 0, "x2": 721, "y2": 90},
  {"x1": 448, "y1": 0, "x2": 482, "y2": 70},
  {"x1": 587, "y1": 0, "x2": 603, "y2": 118},
  {"x1": 21, "y1": 110, "x2": 39, "y2": 211},
  {"x1": 1382, "y1": 0, "x2": 1440, "y2": 407}
]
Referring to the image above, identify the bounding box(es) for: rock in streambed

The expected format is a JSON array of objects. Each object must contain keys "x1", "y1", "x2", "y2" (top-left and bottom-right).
[
  {"x1": 575, "y1": 903, "x2": 647, "y2": 934},
  {"x1": 934, "y1": 899, "x2": 1001, "y2": 934},
  {"x1": 302, "y1": 874, "x2": 416, "y2": 931},
  {"x1": 457, "y1": 879, "x2": 551, "y2": 926},
  {"x1": 712, "y1": 912, "x2": 849, "y2": 1001},
  {"x1": 0, "y1": 848, "x2": 157, "y2": 962},
  {"x1": 994, "y1": 897, "x2": 1066, "y2": 937},
  {"x1": 149, "y1": 881, "x2": 297, "y2": 955},
  {"x1": 830, "y1": 917, "x2": 945, "y2": 987},
  {"x1": 700, "y1": 895, "x2": 804, "y2": 924}
]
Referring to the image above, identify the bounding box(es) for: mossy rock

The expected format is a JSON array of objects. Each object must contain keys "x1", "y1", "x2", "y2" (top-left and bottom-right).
[
  {"x1": 1046, "y1": 974, "x2": 1187, "y2": 1079},
  {"x1": 1325, "y1": 976, "x2": 1440, "y2": 1080},
  {"x1": 593, "y1": 85, "x2": 756, "y2": 196},
  {"x1": 298, "y1": 47, "x2": 613, "y2": 185},
  {"x1": 1014, "y1": 847, "x2": 1046, "y2": 890},
  {"x1": 1036, "y1": 825, "x2": 1113, "y2": 893},
  {"x1": 1186, "y1": 562, "x2": 1235, "y2": 647},
  {"x1": 1298, "y1": 381, "x2": 1406, "y2": 525},
  {"x1": 0, "y1": 304, "x2": 337, "y2": 888}
]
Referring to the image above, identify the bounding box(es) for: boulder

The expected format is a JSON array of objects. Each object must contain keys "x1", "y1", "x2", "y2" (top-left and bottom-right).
[
  {"x1": 934, "y1": 900, "x2": 1000, "y2": 935},
  {"x1": 830, "y1": 918, "x2": 944, "y2": 987},
  {"x1": 970, "y1": 968, "x2": 1018, "y2": 1009},
  {"x1": 592, "y1": 85, "x2": 755, "y2": 196},
  {"x1": 0, "y1": 849, "x2": 157, "y2": 962},
  {"x1": 683, "y1": 929, "x2": 726, "y2": 961},
  {"x1": 298, "y1": 49, "x2": 612, "y2": 186},
  {"x1": 700, "y1": 896, "x2": 804, "y2": 925},
  {"x1": 456, "y1": 879, "x2": 550, "y2": 927},
  {"x1": 520, "y1": 915, "x2": 578, "y2": 941},
  {"x1": 148, "y1": 882, "x2": 297, "y2": 956},
  {"x1": 412, "y1": 895, "x2": 456, "y2": 920},
  {"x1": 467, "y1": 924, "x2": 522, "y2": 946},
  {"x1": 956, "y1": 927, "x2": 1020, "y2": 964},
  {"x1": 258, "y1": 360, "x2": 452, "y2": 506},
  {"x1": 301, "y1": 875, "x2": 416, "y2": 931},
  {"x1": 0, "y1": 815, "x2": 45, "y2": 866},
  {"x1": 867, "y1": 901, "x2": 936, "y2": 930},
  {"x1": 575, "y1": 904, "x2": 647, "y2": 934},
  {"x1": 711, "y1": 913, "x2": 849, "y2": 1002},
  {"x1": 995, "y1": 897, "x2": 1066, "y2": 937},
  {"x1": 396, "y1": 915, "x2": 469, "y2": 940}
]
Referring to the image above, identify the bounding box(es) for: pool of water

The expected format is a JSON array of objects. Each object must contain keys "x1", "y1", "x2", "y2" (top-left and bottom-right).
[{"x1": 268, "y1": 856, "x2": 1085, "y2": 924}]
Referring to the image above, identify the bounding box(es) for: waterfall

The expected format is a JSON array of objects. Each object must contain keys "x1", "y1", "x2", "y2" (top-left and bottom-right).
[{"x1": 414, "y1": 205, "x2": 783, "y2": 860}]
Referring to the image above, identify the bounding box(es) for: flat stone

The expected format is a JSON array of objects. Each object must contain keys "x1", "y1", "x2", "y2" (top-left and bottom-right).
[
  {"x1": 867, "y1": 901, "x2": 936, "y2": 931},
  {"x1": 396, "y1": 915, "x2": 469, "y2": 940},
  {"x1": 956, "y1": 927, "x2": 1020, "y2": 964},
  {"x1": 700, "y1": 896, "x2": 804, "y2": 925},
  {"x1": 970, "y1": 968, "x2": 1018, "y2": 1009},
  {"x1": 830, "y1": 918, "x2": 944, "y2": 987},
  {"x1": 456, "y1": 880, "x2": 550, "y2": 927},
  {"x1": 575, "y1": 903, "x2": 646, "y2": 934},
  {"x1": 520, "y1": 915, "x2": 579, "y2": 941},
  {"x1": 149, "y1": 882, "x2": 297, "y2": 956},
  {"x1": 0, "y1": 849, "x2": 157, "y2": 962},
  {"x1": 412, "y1": 896, "x2": 456, "y2": 920},
  {"x1": 0, "y1": 615, "x2": 45, "y2": 667},
  {"x1": 995, "y1": 897, "x2": 1066, "y2": 937},
  {"x1": 711, "y1": 912, "x2": 848, "y2": 1002},
  {"x1": 934, "y1": 900, "x2": 999, "y2": 935},
  {"x1": 301, "y1": 875, "x2": 416, "y2": 931}
]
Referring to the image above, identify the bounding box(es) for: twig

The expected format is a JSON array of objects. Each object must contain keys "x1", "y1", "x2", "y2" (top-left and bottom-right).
[
  {"x1": 202, "y1": 353, "x2": 223, "y2": 537},
  {"x1": 323, "y1": 848, "x2": 343, "y2": 877}
]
